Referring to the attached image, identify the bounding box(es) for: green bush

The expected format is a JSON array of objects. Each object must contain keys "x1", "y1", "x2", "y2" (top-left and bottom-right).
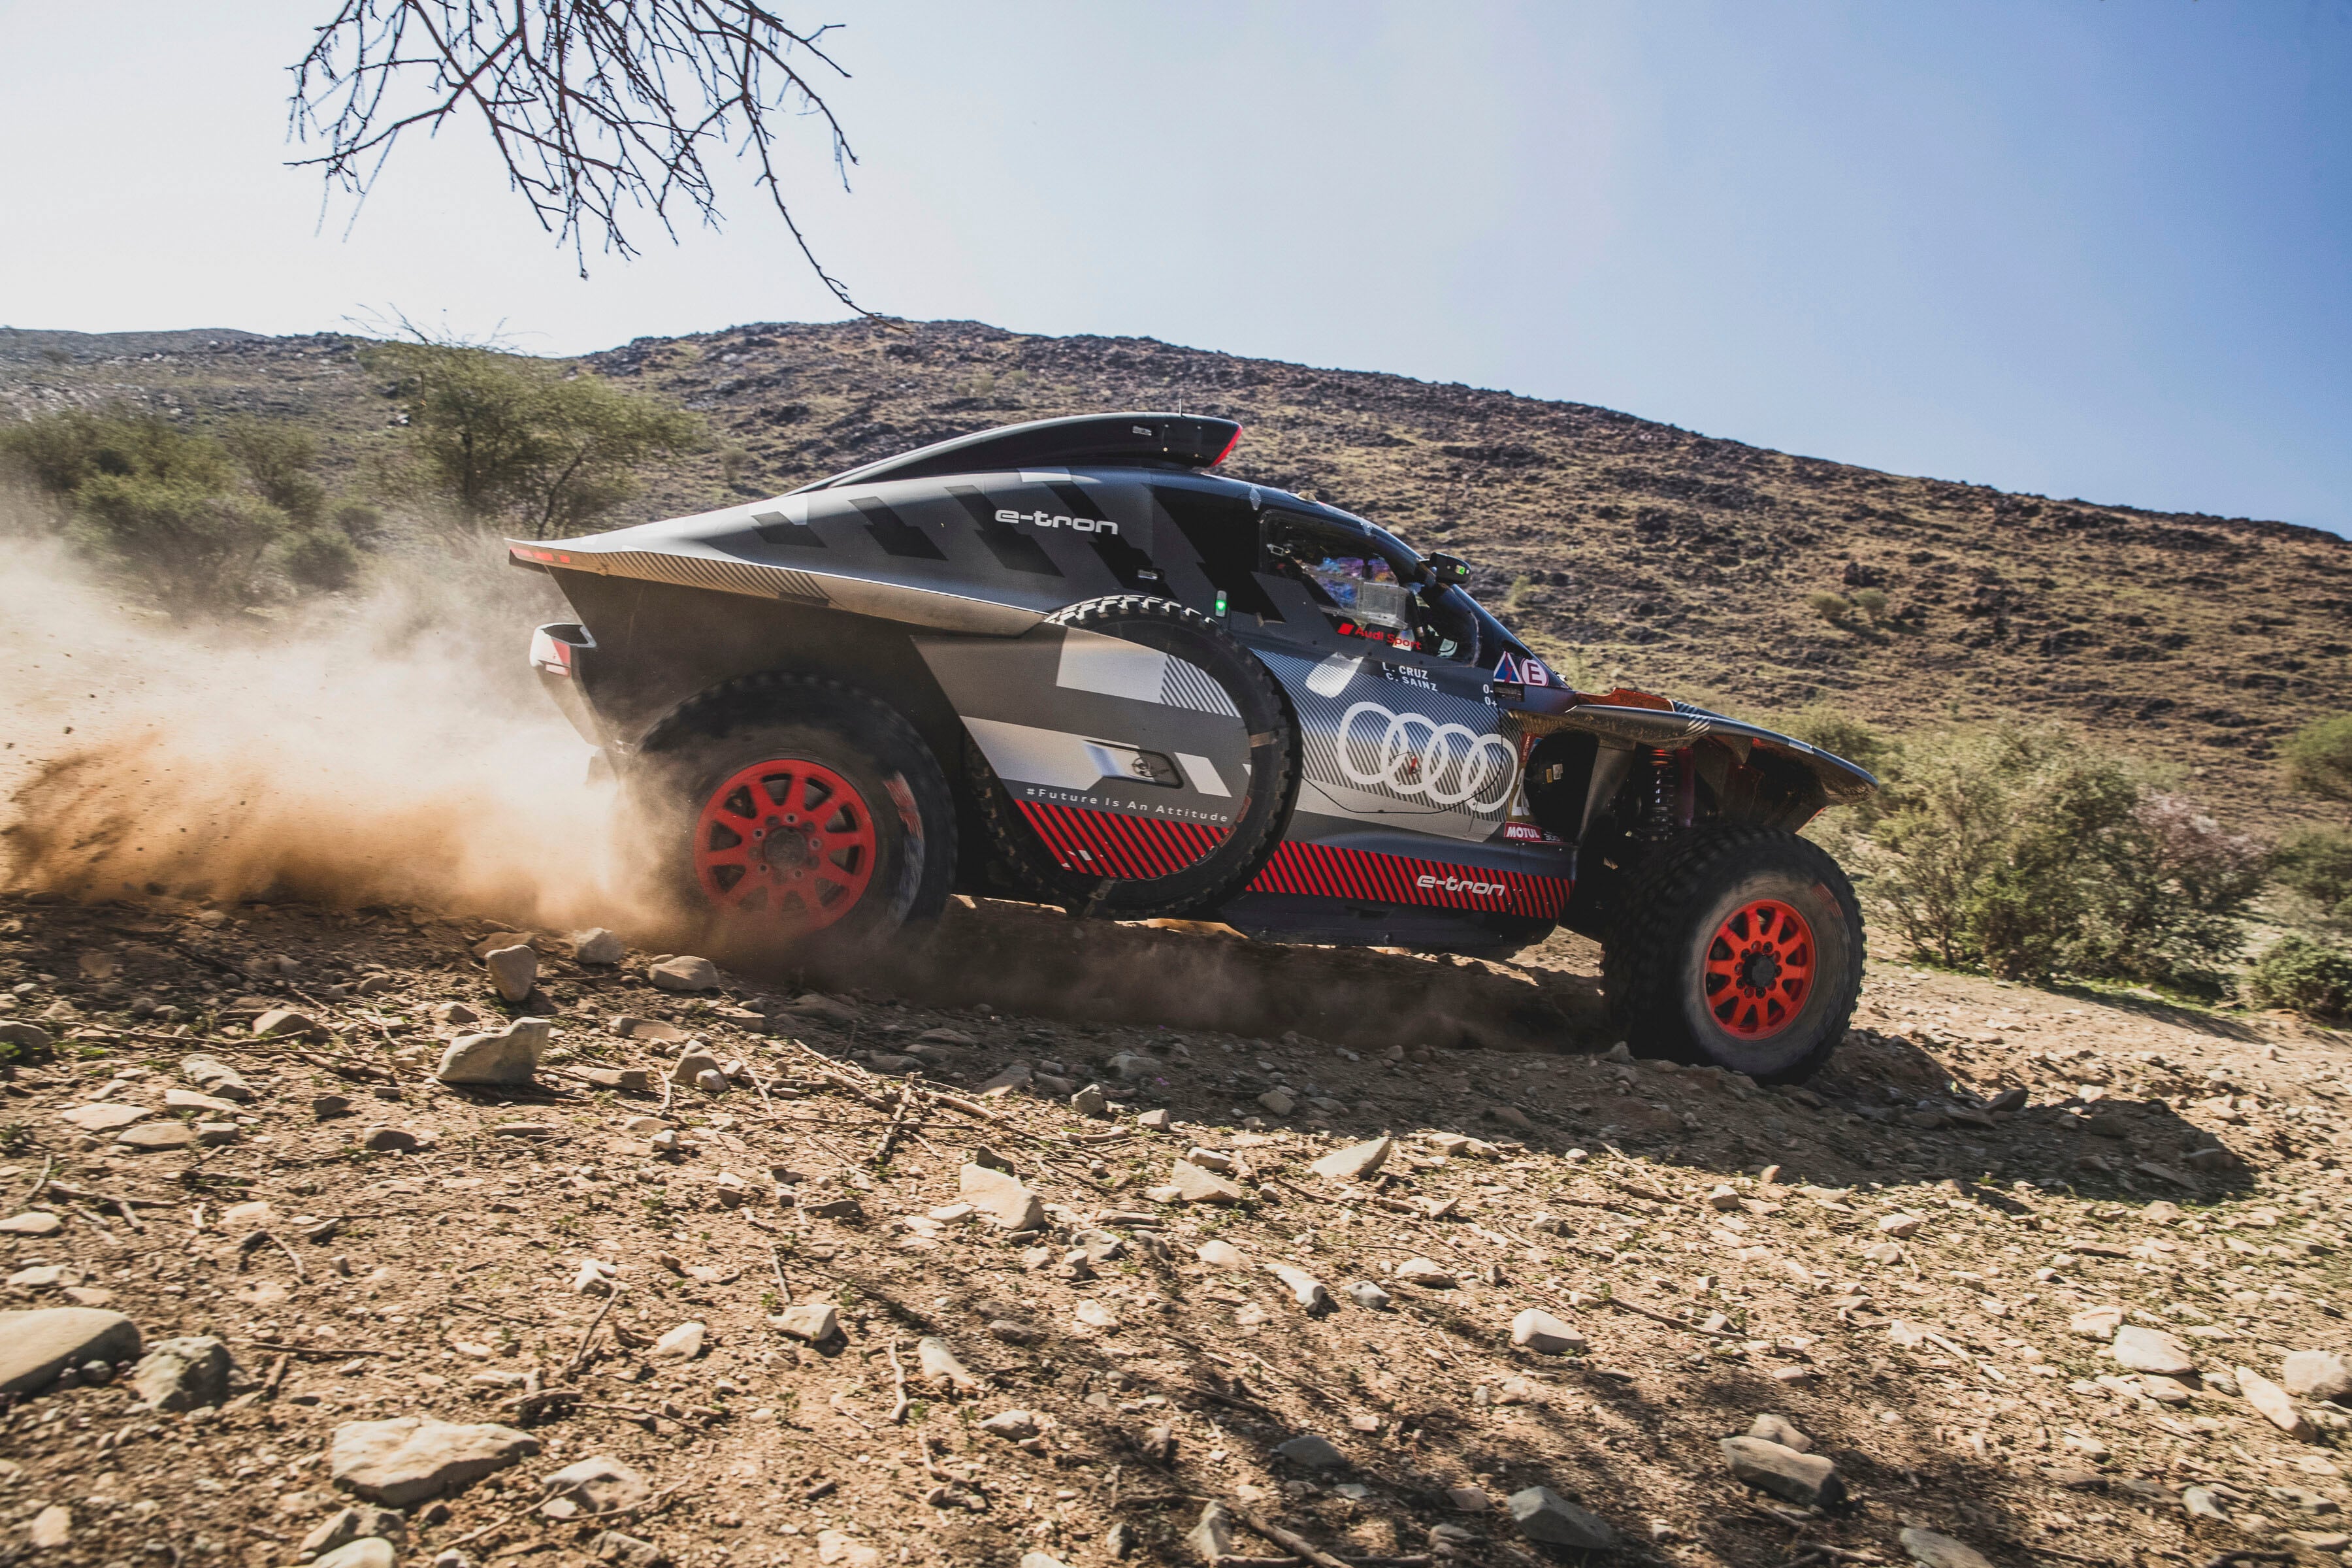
[
  {"x1": 279, "y1": 525, "x2": 361, "y2": 591},
  {"x1": 1806, "y1": 591, "x2": 1851, "y2": 624},
  {"x1": 2273, "y1": 827, "x2": 2352, "y2": 926},
  {"x1": 2244, "y1": 934, "x2": 2352, "y2": 1019},
  {"x1": 363, "y1": 340, "x2": 702, "y2": 535},
  {"x1": 0, "y1": 406, "x2": 233, "y2": 497},
  {"x1": 220, "y1": 419, "x2": 328, "y2": 525},
  {"x1": 66, "y1": 474, "x2": 291, "y2": 615},
  {"x1": 2286, "y1": 715, "x2": 2352, "y2": 808},
  {"x1": 1865, "y1": 724, "x2": 2262, "y2": 988}
]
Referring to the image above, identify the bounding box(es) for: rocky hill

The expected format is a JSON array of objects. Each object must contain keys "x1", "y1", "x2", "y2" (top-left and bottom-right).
[{"x1": 4, "y1": 320, "x2": 2347, "y2": 811}]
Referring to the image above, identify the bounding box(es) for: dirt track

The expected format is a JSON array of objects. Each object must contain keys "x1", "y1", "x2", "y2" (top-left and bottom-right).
[{"x1": 6, "y1": 890, "x2": 2352, "y2": 1568}]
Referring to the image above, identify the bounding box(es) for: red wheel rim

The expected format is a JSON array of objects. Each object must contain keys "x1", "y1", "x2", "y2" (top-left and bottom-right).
[
  {"x1": 1701, "y1": 898, "x2": 1815, "y2": 1039},
  {"x1": 693, "y1": 759, "x2": 878, "y2": 930}
]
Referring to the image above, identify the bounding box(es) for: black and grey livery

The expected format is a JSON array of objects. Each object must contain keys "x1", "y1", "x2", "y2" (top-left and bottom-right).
[{"x1": 514, "y1": 413, "x2": 1877, "y2": 1081}]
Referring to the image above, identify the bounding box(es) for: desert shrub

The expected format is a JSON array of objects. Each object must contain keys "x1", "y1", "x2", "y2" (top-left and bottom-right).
[
  {"x1": 2244, "y1": 934, "x2": 2352, "y2": 1019},
  {"x1": 719, "y1": 445, "x2": 753, "y2": 485},
  {"x1": 1866, "y1": 724, "x2": 2262, "y2": 988},
  {"x1": 1850, "y1": 587, "x2": 1889, "y2": 621},
  {"x1": 330, "y1": 502, "x2": 389, "y2": 548},
  {"x1": 1806, "y1": 591, "x2": 1851, "y2": 623},
  {"x1": 67, "y1": 474, "x2": 290, "y2": 616},
  {"x1": 364, "y1": 340, "x2": 702, "y2": 536},
  {"x1": 279, "y1": 525, "x2": 361, "y2": 591},
  {"x1": 2272, "y1": 827, "x2": 2352, "y2": 926},
  {"x1": 0, "y1": 406, "x2": 233, "y2": 497},
  {"x1": 2285, "y1": 715, "x2": 2352, "y2": 808},
  {"x1": 1781, "y1": 702, "x2": 1895, "y2": 776},
  {"x1": 220, "y1": 419, "x2": 327, "y2": 525}
]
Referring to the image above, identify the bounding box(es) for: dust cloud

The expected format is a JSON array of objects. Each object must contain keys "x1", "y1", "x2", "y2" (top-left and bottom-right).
[
  {"x1": 0, "y1": 529, "x2": 671, "y2": 931},
  {"x1": 0, "y1": 525, "x2": 1597, "y2": 1056}
]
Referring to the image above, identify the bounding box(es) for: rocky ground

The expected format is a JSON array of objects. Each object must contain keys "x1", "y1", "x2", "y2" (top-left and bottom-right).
[{"x1": 6, "y1": 892, "x2": 2352, "y2": 1568}]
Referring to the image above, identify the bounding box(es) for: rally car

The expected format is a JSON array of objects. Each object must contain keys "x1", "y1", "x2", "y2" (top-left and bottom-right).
[{"x1": 510, "y1": 412, "x2": 1876, "y2": 1081}]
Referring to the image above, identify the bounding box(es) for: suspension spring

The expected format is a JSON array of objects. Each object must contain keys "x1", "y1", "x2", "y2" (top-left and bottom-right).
[{"x1": 1642, "y1": 748, "x2": 1677, "y2": 842}]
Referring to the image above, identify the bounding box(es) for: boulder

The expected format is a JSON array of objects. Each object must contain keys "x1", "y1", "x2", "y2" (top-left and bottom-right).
[
  {"x1": 0, "y1": 1021, "x2": 54, "y2": 1053},
  {"x1": 1506, "y1": 1486, "x2": 1615, "y2": 1549},
  {"x1": 0, "y1": 1307, "x2": 140, "y2": 1396},
  {"x1": 482, "y1": 944, "x2": 538, "y2": 1004},
  {"x1": 329, "y1": 1416, "x2": 541, "y2": 1505},
  {"x1": 1308, "y1": 1136, "x2": 1392, "y2": 1183},
  {"x1": 436, "y1": 1019, "x2": 550, "y2": 1086},
  {"x1": 959, "y1": 1164, "x2": 1046, "y2": 1231},
  {"x1": 1720, "y1": 1436, "x2": 1844, "y2": 1507},
  {"x1": 647, "y1": 956, "x2": 721, "y2": 992},
  {"x1": 129, "y1": 1335, "x2": 231, "y2": 1410},
  {"x1": 1510, "y1": 1309, "x2": 1586, "y2": 1354},
  {"x1": 1256, "y1": 1088, "x2": 1296, "y2": 1117}
]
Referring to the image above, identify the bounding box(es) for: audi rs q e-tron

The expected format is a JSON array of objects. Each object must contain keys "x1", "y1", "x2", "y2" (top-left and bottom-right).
[{"x1": 511, "y1": 413, "x2": 1877, "y2": 1081}]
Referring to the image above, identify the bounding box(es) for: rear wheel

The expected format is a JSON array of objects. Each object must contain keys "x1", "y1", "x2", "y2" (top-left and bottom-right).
[
  {"x1": 641, "y1": 675, "x2": 956, "y2": 945},
  {"x1": 1599, "y1": 825, "x2": 1862, "y2": 1083}
]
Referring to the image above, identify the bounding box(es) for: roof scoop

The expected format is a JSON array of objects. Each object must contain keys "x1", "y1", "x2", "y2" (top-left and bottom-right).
[{"x1": 794, "y1": 412, "x2": 1241, "y2": 493}]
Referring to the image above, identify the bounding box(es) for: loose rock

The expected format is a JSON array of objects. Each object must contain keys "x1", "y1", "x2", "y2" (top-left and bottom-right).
[
  {"x1": 27, "y1": 1506, "x2": 69, "y2": 1548},
  {"x1": 181, "y1": 1054, "x2": 254, "y2": 1101},
  {"x1": 1167, "y1": 1160, "x2": 1247, "y2": 1205},
  {"x1": 0, "y1": 1307, "x2": 140, "y2": 1396},
  {"x1": 979, "y1": 1410, "x2": 1040, "y2": 1439},
  {"x1": 647, "y1": 956, "x2": 721, "y2": 992},
  {"x1": 1196, "y1": 1239, "x2": 1245, "y2": 1269},
  {"x1": 1720, "y1": 1435, "x2": 1844, "y2": 1507},
  {"x1": 129, "y1": 1335, "x2": 231, "y2": 1410},
  {"x1": 570, "y1": 929, "x2": 624, "y2": 966},
  {"x1": 1899, "y1": 1527, "x2": 1994, "y2": 1568},
  {"x1": 649, "y1": 1322, "x2": 706, "y2": 1362},
  {"x1": 1510, "y1": 1309, "x2": 1586, "y2": 1354},
  {"x1": 1185, "y1": 1501, "x2": 1236, "y2": 1564},
  {"x1": 1308, "y1": 1135, "x2": 1392, "y2": 1183},
  {"x1": 541, "y1": 1456, "x2": 650, "y2": 1516},
  {"x1": 482, "y1": 945, "x2": 538, "y2": 1004},
  {"x1": 0, "y1": 1213, "x2": 61, "y2": 1237},
  {"x1": 2112, "y1": 1325, "x2": 2198, "y2": 1376},
  {"x1": 1748, "y1": 1413, "x2": 1814, "y2": 1452},
  {"x1": 313, "y1": 1539, "x2": 397, "y2": 1568},
  {"x1": 1070, "y1": 1084, "x2": 1109, "y2": 1119},
  {"x1": 2238, "y1": 1365, "x2": 2315, "y2": 1439},
  {"x1": 1256, "y1": 1088, "x2": 1296, "y2": 1117},
  {"x1": 1344, "y1": 1281, "x2": 1392, "y2": 1311},
  {"x1": 301, "y1": 1507, "x2": 406, "y2": 1556},
  {"x1": 2284, "y1": 1350, "x2": 2352, "y2": 1402},
  {"x1": 329, "y1": 1416, "x2": 541, "y2": 1506},
  {"x1": 917, "y1": 1337, "x2": 983, "y2": 1393},
  {"x1": 436, "y1": 1019, "x2": 549, "y2": 1086},
  {"x1": 959, "y1": 1163, "x2": 1047, "y2": 1230},
  {"x1": 776, "y1": 1305, "x2": 838, "y2": 1343},
  {"x1": 1505, "y1": 1486, "x2": 1615, "y2": 1549},
  {"x1": 1267, "y1": 1264, "x2": 1330, "y2": 1311},
  {"x1": 1395, "y1": 1258, "x2": 1455, "y2": 1288},
  {"x1": 1272, "y1": 1434, "x2": 1346, "y2": 1469}
]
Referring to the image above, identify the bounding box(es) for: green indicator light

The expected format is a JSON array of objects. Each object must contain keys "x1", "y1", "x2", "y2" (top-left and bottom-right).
[{"x1": 1214, "y1": 591, "x2": 1228, "y2": 616}]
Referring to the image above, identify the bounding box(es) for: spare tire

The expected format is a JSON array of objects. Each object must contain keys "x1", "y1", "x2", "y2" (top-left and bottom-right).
[{"x1": 972, "y1": 595, "x2": 1300, "y2": 917}]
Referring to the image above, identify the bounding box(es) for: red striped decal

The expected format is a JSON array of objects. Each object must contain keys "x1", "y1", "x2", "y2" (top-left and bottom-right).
[
  {"x1": 1016, "y1": 801, "x2": 1229, "y2": 881},
  {"x1": 1246, "y1": 841, "x2": 1569, "y2": 919}
]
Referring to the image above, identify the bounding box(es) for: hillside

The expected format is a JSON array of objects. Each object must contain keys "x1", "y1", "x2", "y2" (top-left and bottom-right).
[{"x1": 4, "y1": 319, "x2": 2347, "y2": 810}]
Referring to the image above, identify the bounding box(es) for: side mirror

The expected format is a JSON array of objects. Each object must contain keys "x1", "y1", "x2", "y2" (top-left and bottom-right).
[{"x1": 1422, "y1": 551, "x2": 1473, "y2": 587}]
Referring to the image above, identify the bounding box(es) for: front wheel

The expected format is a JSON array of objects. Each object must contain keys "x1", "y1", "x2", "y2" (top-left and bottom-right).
[
  {"x1": 1600, "y1": 825, "x2": 1863, "y2": 1084},
  {"x1": 637, "y1": 675, "x2": 957, "y2": 948}
]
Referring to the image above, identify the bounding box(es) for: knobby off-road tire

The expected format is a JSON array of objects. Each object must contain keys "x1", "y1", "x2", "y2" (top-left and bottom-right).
[
  {"x1": 1600, "y1": 824, "x2": 1863, "y2": 1084},
  {"x1": 636, "y1": 674, "x2": 957, "y2": 947},
  {"x1": 972, "y1": 595, "x2": 1301, "y2": 918}
]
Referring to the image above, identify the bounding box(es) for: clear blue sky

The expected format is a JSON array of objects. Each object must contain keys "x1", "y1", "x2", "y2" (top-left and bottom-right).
[{"x1": 1, "y1": 1, "x2": 2347, "y2": 530}]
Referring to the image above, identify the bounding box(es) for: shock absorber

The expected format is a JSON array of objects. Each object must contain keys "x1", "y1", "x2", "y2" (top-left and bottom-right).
[{"x1": 1642, "y1": 747, "x2": 1677, "y2": 842}]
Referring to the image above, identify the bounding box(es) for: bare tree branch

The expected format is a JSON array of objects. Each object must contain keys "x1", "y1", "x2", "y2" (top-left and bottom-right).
[{"x1": 287, "y1": 1, "x2": 864, "y2": 308}]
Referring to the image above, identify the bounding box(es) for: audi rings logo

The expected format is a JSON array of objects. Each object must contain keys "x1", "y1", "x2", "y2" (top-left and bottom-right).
[{"x1": 1337, "y1": 702, "x2": 1517, "y2": 812}]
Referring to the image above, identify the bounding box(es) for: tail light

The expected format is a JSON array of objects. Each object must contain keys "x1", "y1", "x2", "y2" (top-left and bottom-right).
[{"x1": 529, "y1": 626, "x2": 574, "y2": 675}]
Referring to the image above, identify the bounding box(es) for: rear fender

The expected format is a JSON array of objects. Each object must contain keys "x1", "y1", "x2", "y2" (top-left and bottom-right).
[{"x1": 912, "y1": 623, "x2": 1254, "y2": 837}]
